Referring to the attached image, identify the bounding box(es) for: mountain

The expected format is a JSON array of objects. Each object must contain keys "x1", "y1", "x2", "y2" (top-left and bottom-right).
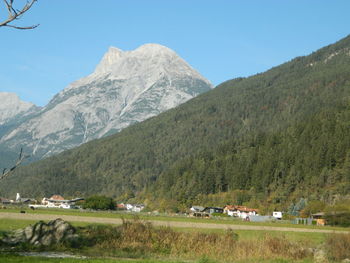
[
  {"x1": 0, "y1": 44, "x2": 212, "y2": 162},
  {"x1": 0, "y1": 92, "x2": 38, "y2": 125},
  {"x1": 2, "y1": 35, "x2": 350, "y2": 211},
  {"x1": 0, "y1": 93, "x2": 41, "y2": 169}
]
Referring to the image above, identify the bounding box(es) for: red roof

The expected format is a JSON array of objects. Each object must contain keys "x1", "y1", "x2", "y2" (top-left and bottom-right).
[
  {"x1": 49, "y1": 195, "x2": 65, "y2": 200},
  {"x1": 224, "y1": 205, "x2": 258, "y2": 213}
]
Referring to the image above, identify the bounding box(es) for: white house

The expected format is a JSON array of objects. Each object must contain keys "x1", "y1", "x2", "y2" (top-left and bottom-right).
[
  {"x1": 224, "y1": 205, "x2": 259, "y2": 219},
  {"x1": 126, "y1": 204, "x2": 145, "y2": 212},
  {"x1": 30, "y1": 195, "x2": 83, "y2": 209},
  {"x1": 272, "y1": 211, "x2": 283, "y2": 220},
  {"x1": 190, "y1": 206, "x2": 205, "y2": 212}
]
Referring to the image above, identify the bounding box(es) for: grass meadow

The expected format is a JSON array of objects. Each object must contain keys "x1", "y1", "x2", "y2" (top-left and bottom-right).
[
  {"x1": 1, "y1": 207, "x2": 349, "y2": 231},
  {"x1": 0, "y1": 211, "x2": 349, "y2": 262},
  {"x1": 0, "y1": 217, "x2": 316, "y2": 262}
]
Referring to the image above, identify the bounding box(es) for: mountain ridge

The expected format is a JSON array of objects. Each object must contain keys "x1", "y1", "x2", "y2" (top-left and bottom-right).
[{"x1": 0, "y1": 44, "x2": 212, "y2": 163}]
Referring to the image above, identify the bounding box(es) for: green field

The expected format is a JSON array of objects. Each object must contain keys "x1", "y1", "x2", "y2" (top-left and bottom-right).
[
  {"x1": 1, "y1": 207, "x2": 348, "y2": 231},
  {"x1": 0, "y1": 218, "x2": 327, "y2": 246},
  {"x1": 0, "y1": 209, "x2": 348, "y2": 262}
]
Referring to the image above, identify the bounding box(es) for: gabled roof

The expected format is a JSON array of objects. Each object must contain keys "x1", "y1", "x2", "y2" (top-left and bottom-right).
[
  {"x1": 224, "y1": 205, "x2": 258, "y2": 213},
  {"x1": 49, "y1": 195, "x2": 65, "y2": 200},
  {"x1": 47, "y1": 197, "x2": 84, "y2": 203},
  {"x1": 191, "y1": 206, "x2": 205, "y2": 211}
]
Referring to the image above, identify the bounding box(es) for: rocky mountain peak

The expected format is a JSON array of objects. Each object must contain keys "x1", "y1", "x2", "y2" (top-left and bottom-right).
[
  {"x1": 94, "y1": 46, "x2": 123, "y2": 74},
  {"x1": 0, "y1": 43, "x2": 213, "y2": 162},
  {"x1": 0, "y1": 92, "x2": 36, "y2": 125},
  {"x1": 134, "y1": 43, "x2": 176, "y2": 56}
]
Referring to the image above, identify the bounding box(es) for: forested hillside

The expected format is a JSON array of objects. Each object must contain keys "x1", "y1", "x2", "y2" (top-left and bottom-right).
[{"x1": 1, "y1": 35, "x2": 350, "y2": 211}]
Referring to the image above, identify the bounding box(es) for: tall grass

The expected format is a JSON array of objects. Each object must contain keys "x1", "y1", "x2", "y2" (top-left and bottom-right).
[
  {"x1": 79, "y1": 218, "x2": 311, "y2": 261},
  {"x1": 325, "y1": 232, "x2": 350, "y2": 261}
]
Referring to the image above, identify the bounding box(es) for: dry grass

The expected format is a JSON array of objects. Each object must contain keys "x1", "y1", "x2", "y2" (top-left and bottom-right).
[
  {"x1": 80, "y1": 218, "x2": 311, "y2": 261},
  {"x1": 325, "y1": 232, "x2": 350, "y2": 261}
]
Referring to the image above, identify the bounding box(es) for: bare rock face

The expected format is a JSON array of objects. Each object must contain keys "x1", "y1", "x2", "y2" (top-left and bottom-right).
[
  {"x1": 1, "y1": 218, "x2": 77, "y2": 246},
  {"x1": 0, "y1": 44, "x2": 213, "y2": 162}
]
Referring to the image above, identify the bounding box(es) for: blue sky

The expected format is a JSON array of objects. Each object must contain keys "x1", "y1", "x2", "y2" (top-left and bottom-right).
[{"x1": 1, "y1": 0, "x2": 350, "y2": 106}]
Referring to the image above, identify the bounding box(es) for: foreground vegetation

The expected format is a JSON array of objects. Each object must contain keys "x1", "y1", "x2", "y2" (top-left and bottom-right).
[
  {"x1": 0, "y1": 219, "x2": 313, "y2": 262},
  {"x1": 1, "y1": 217, "x2": 349, "y2": 262},
  {"x1": 0, "y1": 218, "x2": 327, "y2": 245},
  {"x1": 0, "y1": 254, "x2": 315, "y2": 263}
]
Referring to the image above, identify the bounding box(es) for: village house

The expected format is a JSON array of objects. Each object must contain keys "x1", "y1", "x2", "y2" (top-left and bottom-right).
[
  {"x1": 190, "y1": 206, "x2": 205, "y2": 212},
  {"x1": 0, "y1": 197, "x2": 11, "y2": 205},
  {"x1": 272, "y1": 211, "x2": 283, "y2": 220},
  {"x1": 312, "y1": 212, "x2": 326, "y2": 226},
  {"x1": 203, "y1": 207, "x2": 224, "y2": 214},
  {"x1": 30, "y1": 195, "x2": 84, "y2": 209},
  {"x1": 116, "y1": 203, "x2": 127, "y2": 210},
  {"x1": 125, "y1": 204, "x2": 145, "y2": 212},
  {"x1": 190, "y1": 206, "x2": 224, "y2": 218},
  {"x1": 15, "y1": 193, "x2": 36, "y2": 204},
  {"x1": 224, "y1": 205, "x2": 259, "y2": 219}
]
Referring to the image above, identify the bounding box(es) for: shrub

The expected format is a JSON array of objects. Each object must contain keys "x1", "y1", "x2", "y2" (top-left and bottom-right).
[
  {"x1": 82, "y1": 195, "x2": 115, "y2": 210},
  {"x1": 74, "y1": 219, "x2": 309, "y2": 261},
  {"x1": 324, "y1": 212, "x2": 350, "y2": 227},
  {"x1": 325, "y1": 233, "x2": 350, "y2": 261}
]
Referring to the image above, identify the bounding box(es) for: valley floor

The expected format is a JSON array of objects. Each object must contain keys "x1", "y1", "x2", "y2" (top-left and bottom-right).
[
  {"x1": 0, "y1": 208, "x2": 349, "y2": 262},
  {"x1": 0, "y1": 211, "x2": 348, "y2": 234}
]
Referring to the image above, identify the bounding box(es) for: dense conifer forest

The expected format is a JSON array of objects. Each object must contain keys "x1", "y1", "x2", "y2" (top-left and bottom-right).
[{"x1": 1, "y1": 35, "x2": 350, "y2": 212}]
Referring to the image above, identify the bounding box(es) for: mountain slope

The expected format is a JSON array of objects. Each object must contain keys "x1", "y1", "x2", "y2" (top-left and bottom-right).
[
  {"x1": 0, "y1": 92, "x2": 38, "y2": 125},
  {"x1": 0, "y1": 93, "x2": 41, "y2": 168},
  {"x1": 0, "y1": 44, "x2": 212, "y2": 160},
  {"x1": 2, "y1": 35, "x2": 350, "y2": 209}
]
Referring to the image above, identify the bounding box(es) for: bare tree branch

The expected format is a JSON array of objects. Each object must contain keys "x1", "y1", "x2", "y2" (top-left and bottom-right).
[
  {"x1": 0, "y1": 148, "x2": 29, "y2": 181},
  {"x1": 0, "y1": 0, "x2": 39, "y2": 29}
]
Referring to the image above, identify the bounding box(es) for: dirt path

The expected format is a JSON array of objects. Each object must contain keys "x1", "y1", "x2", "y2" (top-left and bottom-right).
[{"x1": 0, "y1": 212, "x2": 348, "y2": 234}]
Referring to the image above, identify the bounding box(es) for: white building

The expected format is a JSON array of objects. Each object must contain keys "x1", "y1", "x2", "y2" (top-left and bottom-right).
[
  {"x1": 29, "y1": 195, "x2": 83, "y2": 209},
  {"x1": 272, "y1": 211, "x2": 283, "y2": 220},
  {"x1": 224, "y1": 205, "x2": 259, "y2": 219},
  {"x1": 126, "y1": 204, "x2": 145, "y2": 212}
]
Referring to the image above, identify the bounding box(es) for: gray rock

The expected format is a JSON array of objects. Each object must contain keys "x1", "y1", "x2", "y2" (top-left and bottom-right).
[
  {"x1": 1, "y1": 218, "x2": 77, "y2": 247},
  {"x1": 24, "y1": 225, "x2": 34, "y2": 240},
  {"x1": 40, "y1": 233, "x2": 54, "y2": 246},
  {"x1": 2, "y1": 229, "x2": 26, "y2": 245}
]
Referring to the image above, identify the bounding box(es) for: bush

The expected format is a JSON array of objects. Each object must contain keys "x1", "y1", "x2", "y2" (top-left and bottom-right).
[
  {"x1": 324, "y1": 212, "x2": 350, "y2": 227},
  {"x1": 74, "y1": 219, "x2": 308, "y2": 261},
  {"x1": 325, "y1": 233, "x2": 350, "y2": 261},
  {"x1": 82, "y1": 195, "x2": 115, "y2": 210}
]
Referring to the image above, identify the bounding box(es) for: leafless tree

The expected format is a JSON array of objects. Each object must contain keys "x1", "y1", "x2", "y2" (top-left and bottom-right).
[
  {"x1": 1, "y1": 148, "x2": 29, "y2": 181},
  {"x1": 0, "y1": 0, "x2": 38, "y2": 29}
]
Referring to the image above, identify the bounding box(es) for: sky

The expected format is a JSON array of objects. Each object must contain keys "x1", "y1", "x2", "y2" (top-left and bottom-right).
[{"x1": 1, "y1": 0, "x2": 350, "y2": 106}]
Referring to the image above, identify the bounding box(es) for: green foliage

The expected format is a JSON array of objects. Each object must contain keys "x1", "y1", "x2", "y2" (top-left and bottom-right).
[
  {"x1": 82, "y1": 196, "x2": 115, "y2": 210},
  {"x1": 324, "y1": 212, "x2": 350, "y2": 227},
  {"x1": 300, "y1": 201, "x2": 326, "y2": 218},
  {"x1": 1, "y1": 35, "x2": 350, "y2": 211}
]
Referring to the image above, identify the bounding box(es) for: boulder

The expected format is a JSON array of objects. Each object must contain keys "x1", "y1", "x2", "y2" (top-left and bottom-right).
[{"x1": 1, "y1": 218, "x2": 77, "y2": 247}]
